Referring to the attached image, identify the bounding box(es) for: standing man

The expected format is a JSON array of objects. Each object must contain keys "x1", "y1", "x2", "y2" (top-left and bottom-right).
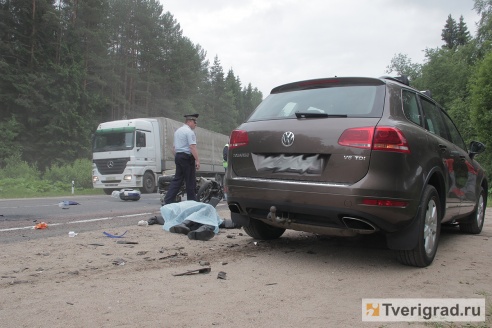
[{"x1": 164, "y1": 114, "x2": 200, "y2": 204}]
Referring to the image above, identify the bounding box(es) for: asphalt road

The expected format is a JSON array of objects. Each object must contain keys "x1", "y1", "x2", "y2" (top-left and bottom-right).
[{"x1": 0, "y1": 194, "x2": 230, "y2": 244}]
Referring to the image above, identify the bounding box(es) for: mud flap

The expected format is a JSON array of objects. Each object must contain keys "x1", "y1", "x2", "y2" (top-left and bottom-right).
[
  {"x1": 386, "y1": 214, "x2": 420, "y2": 251},
  {"x1": 231, "y1": 212, "x2": 250, "y2": 227}
]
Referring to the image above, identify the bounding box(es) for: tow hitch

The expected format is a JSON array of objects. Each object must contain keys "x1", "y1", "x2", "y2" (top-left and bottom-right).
[{"x1": 267, "y1": 206, "x2": 288, "y2": 224}]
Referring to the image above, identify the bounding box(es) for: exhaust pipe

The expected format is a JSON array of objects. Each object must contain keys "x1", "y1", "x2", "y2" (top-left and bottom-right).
[
  {"x1": 228, "y1": 203, "x2": 241, "y2": 213},
  {"x1": 342, "y1": 217, "x2": 377, "y2": 231}
]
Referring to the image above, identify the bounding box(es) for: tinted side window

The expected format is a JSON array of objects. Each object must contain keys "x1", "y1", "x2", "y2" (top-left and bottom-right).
[
  {"x1": 420, "y1": 97, "x2": 447, "y2": 139},
  {"x1": 402, "y1": 90, "x2": 421, "y2": 125},
  {"x1": 441, "y1": 110, "x2": 467, "y2": 150}
]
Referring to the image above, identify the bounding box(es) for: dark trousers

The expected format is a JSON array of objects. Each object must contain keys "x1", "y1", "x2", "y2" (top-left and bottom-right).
[{"x1": 164, "y1": 153, "x2": 196, "y2": 204}]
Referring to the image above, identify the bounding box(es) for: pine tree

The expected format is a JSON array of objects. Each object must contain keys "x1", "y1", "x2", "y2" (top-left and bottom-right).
[
  {"x1": 441, "y1": 14, "x2": 457, "y2": 49},
  {"x1": 456, "y1": 15, "x2": 471, "y2": 46}
]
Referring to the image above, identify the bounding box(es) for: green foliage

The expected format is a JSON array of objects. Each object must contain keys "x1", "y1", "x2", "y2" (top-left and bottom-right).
[
  {"x1": 43, "y1": 159, "x2": 93, "y2": 189},
  {"x1": 469, "y1": 51, "x2": 492, "y2": 180},
  {"x1": 0, "y1": 116, "x2": 22, "y2": 167},
  {"x1": 385, "y1": 53, "x2": 422, "y2": 82},
  {"x1": 0, "y1": 153, "x2": 41, "y2": 180},
  {"x1": 0, "y1": 157, "x2": 95, "y2": 198}
]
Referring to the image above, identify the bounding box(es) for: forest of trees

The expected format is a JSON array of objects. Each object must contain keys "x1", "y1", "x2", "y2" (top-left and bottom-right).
[
  {"x1": 0, "y1": 0, "x2": 263, "y2": 170},
  {"x1": 387, "y1": 0, "x2": 492, "y2": 181},
  {"x1": 1, "y1": 0, "x2": 492, "y2": 183}
]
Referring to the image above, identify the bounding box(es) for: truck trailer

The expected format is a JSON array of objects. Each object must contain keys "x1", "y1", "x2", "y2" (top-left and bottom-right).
[{"x1": 92, "y1": 117, "x2": 228, "y2": 194}]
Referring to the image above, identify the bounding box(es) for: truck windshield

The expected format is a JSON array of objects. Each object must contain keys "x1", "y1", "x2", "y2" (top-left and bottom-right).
[{"x1": 93, "y1": 129, "x2": 135, "y2": 152}]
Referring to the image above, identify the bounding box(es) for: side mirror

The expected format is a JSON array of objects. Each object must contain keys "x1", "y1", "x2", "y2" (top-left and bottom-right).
[{"x1": 469, "y1": 141, "x2": 485, "y2": 159}]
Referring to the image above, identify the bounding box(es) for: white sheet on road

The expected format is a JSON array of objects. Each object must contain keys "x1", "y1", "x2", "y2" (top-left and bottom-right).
[{"x1": 161, "y1": 201, "x2": 223, "y2": 234}]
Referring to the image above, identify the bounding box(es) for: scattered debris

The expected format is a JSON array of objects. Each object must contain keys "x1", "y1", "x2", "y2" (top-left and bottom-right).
[
  {"x1": 116, "y1": 240, "x2": 138, "y2": 244},
  {"x1": 159, "y1": 253, "x2": 178, "y2": 260},
  {"x1": 88, "y1": 243, "x2": 105, "y2": 247},
  {"x1": 9, "y1": 280, "x2": 29, "y2": 285},
  {"x1": 159, "y1": 252, "x2": 178, "y2": 260},
  {"x1": 112, "y1": 258, "x2": 126, "y2": 266},
  {"x1": 172, "y1": 267, "x2": 211, "y2": 276},
  {"x1": 137, "y1": 220, "x2": 148, "y2": 226},
  {"x1": 217, "y1": 271, "x2": 227, "y2": 280},
  {"x1": 103, "y1": 231, "x2": 128, "y2": 238},
  {"x1": 34, "y1": 222, "x2": 48, "y2": 230},
  {"x1": 199, "y1": 261, "x2": 210, "y2": 266},
  {"x1": 136, "y1": 251, "x2": 148, "y2": 256},
  {"x1": 58, "y1": 200, "x2": 80, "y2": 209}
]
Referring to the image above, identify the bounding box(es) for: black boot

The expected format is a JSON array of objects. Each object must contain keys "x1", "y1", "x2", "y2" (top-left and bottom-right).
[
  {"x1": 188, "y1": 224, "x2": 215, "y2": 241},
  {"x1": 170, "y1": 220, "x2": 193, "y2": 235}
]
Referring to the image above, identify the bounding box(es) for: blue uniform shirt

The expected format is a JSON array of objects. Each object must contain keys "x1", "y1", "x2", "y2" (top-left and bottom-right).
[{"x1": 174, "y1": 124, "x2": 196, "y2": 154}]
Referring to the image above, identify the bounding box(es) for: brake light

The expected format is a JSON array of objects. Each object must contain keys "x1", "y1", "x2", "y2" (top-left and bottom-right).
[
  {"x1": 229, "y1": 130, "x2": 249, "y2": 149},
  {"x1": 338, "y1": 127, "x2": 373, "y2": 149},
  {"x1": 373, "y1": 127, "x2": 410, "y2": 153},
  {"x1": 362, "y1": 199, "x2": 408, "y2": 207},
  {"x1": 338, "y1": 127, "x2": 410, "y2": 153}
]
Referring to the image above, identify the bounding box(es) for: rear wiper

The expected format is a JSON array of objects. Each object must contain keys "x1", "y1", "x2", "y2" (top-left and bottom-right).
[{"x1": 295, "y1": 112, "x2": 347, "y2": 118}]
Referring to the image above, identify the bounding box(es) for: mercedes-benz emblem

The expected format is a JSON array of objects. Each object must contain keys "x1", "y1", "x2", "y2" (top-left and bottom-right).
[
  {"x1": 282, "y1": 131, "x2": 295, "y2": 147},
  {"x1": 107, "y1": 161, "x2": 114, "y2": 168}
]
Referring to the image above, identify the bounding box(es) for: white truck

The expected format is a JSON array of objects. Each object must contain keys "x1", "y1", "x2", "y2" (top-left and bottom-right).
[{"x1": 92, "y1": 117, "x2": 228, "y2": 194}]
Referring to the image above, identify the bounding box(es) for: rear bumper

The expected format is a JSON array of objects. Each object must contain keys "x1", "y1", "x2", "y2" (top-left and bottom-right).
[{"x1": 226, "y1": 177, "x2": 420, "y2": 234}]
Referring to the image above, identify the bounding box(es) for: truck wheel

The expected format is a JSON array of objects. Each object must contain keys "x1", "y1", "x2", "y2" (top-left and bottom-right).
[
  {"x1": 197, "y1": 181, "x2": 212, "y2": 203},
  {"x1": 243, "y1": 218, "x2": 286, "y2": 240},
  {"x1": 397, "y1": 185, "x2": 441, "y2": 267},
  {"x1": 103, "y1": 188, "x2": 115, "y2": 195},
  {"x1": 459, "y1": 186, "x2": 486, "y2": 234},
  {"x1": 140, "y1": 172, "x2": 155, "y2": 194}
]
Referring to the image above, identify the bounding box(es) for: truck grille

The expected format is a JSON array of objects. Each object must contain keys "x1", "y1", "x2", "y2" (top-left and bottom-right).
[{"x1": 93, "y1": 157, "x2": 130, "y2": 175}]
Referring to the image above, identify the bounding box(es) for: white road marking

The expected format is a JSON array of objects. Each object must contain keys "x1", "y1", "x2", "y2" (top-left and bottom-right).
[{"x1": 0, "y1": 212, "x2": 152, "y2": 232}]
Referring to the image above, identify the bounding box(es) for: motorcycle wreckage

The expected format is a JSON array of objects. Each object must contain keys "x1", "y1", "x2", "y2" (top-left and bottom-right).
[{"x1": 158, "y1": 175, "x2": 224, "y2": 205}]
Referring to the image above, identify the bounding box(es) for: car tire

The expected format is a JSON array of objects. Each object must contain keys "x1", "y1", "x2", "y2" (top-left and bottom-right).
[
  {"x1": 459, "y1": 187, "x2": 486, "y2": 234},
  {"x1": 243, "y1": 218, "x2": 286, "y2": 240},
  {"x1": 140, "y1": 172, "x2": 155, "y2": 194},
  {"x1": 397, "y1": 185, "x2": 441, "y2": 267}
]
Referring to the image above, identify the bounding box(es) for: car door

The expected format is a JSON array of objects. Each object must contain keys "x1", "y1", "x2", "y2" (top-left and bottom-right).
[
  {"x1": 419, "y1": 97, "x2": 461, "y2": 221},
  {"x1": 440, "y1": 110, "x2": 477, "y2": 215}
]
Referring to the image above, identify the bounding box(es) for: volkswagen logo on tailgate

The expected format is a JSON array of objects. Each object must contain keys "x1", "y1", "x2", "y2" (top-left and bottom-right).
[
  {"x1": 107, "y1": 161, "x2": 114, "y2": 168},
  {"x1": 282, "y1": 131, "x2": 295, "y2": 147}
]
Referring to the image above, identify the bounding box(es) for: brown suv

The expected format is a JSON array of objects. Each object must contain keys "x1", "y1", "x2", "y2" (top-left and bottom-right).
[{"x1": 224, "y1": 76, "x2": 487, "y2": 267}]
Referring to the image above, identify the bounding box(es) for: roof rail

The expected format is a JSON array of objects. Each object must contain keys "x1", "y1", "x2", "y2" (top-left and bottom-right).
[
  {"x1": 420, "y1": 90, "x2": 432, "y2": 98},
  {"x1": 380, "y1": 75, "x2": 410, "y2": 86}
]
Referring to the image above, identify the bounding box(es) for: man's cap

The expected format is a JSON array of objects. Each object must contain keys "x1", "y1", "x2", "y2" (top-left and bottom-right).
[{"x1": 184, "y1": 113, "x2": 199, "y2": 119}]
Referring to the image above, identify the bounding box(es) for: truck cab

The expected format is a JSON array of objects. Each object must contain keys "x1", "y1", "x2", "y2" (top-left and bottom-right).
[{"x1": 92, "y1": 119, "x2": 163, "y2": 194}]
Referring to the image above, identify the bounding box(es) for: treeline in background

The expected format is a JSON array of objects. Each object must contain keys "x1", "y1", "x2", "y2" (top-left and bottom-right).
[{"x1": 0, "y1": 0, "x2": 263, "y2": 173}]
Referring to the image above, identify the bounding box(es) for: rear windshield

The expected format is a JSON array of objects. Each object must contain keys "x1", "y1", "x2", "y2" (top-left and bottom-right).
[{"x1": 248, "y1": 84, "x2": 385, "y2": 122}]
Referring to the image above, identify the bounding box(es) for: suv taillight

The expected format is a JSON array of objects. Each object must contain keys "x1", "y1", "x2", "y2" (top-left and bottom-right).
[
  {"x1": 338, "y1": 127, "x2": 410, "y2": 153},
  {"x1": 229, "y1": 130, "x2": 249, "y2": 149}
]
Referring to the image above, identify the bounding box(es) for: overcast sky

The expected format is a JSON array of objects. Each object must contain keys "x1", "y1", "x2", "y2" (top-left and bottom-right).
[{"x1": 161, "y1": 0, "x2": 480, "y2": 96}]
